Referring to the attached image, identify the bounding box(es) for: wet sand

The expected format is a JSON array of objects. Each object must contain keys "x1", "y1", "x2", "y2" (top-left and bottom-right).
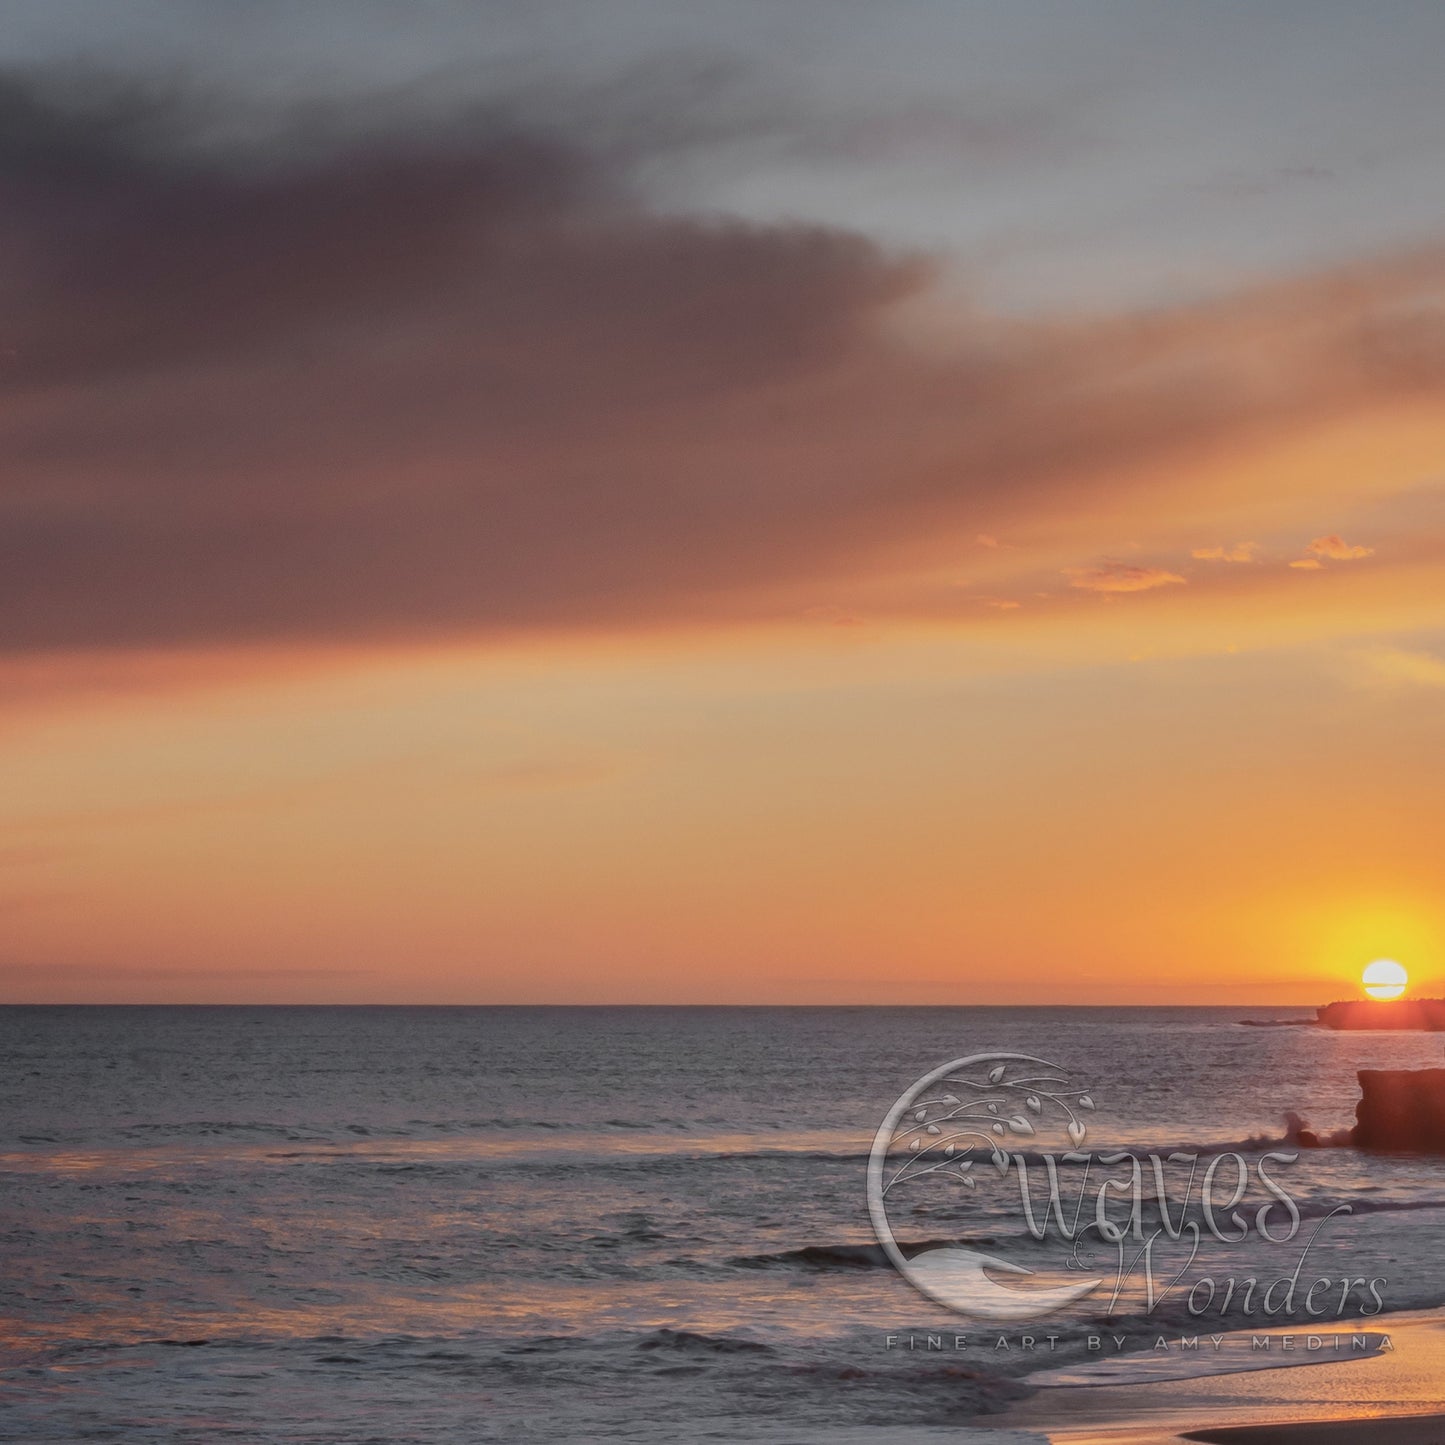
[
  {"x1": 1185, "y1": 1416, "x2": 1445, "y2": 1444},
  {"x1": 986, "y1": 1309, "x2": 1445, "y2": 1445}
]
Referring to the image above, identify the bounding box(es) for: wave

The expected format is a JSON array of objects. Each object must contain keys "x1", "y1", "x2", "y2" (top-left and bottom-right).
[
  {"x1": 1294, "y1": 1193, "x2": 1445, "y2": 1221},
  {"x1": 728, "y1": 1237, "x2": 1000, "y2": 1271},
  {"x1": 634, "y1": 1328, "x2": 774, "y2": 1355},
  {"x1": 730, "y1": 1241, "x2": 894, "y2": 1271},
  {"x1": 116, "y1": 1121, "x2": 340, "y2": 1142},
  {"x1": 12, "y1": 1111, "x2": 1367, "y2": 1165}
]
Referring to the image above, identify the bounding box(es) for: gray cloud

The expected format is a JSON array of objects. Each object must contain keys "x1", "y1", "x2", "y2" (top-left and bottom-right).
[{"x1": 0, "y1": 69, "x2": 1441, "y2": 652}]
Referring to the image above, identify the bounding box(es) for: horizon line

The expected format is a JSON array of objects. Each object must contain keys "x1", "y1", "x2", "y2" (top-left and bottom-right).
[{"x1": 0, "y1": 999, "x2": 1330, "y2": 1009}]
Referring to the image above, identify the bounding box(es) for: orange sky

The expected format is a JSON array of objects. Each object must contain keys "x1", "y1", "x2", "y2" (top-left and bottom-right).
[
  {"x1": 5, "y1": 387, "x2": 1443, "y2": 1004},
  {"x1": 1, "y1": 17, "x2": 1443, "y2": 1003}
]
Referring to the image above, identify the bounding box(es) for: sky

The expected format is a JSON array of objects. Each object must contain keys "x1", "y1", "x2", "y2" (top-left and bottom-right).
[{"x1": 1, "y1": 1, "x2": 1443, "y2": 1004}]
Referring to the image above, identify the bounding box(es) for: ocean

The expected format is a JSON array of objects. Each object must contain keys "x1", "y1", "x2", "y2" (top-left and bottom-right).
[{"x1": 3, "y1": 1005, "x2": 1445, "y2": 1442}]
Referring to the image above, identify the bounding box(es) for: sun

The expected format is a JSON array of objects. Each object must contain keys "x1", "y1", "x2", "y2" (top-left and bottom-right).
[{"x1": 1363, "y1": 958, "x2": 1408, "y2": 1001}]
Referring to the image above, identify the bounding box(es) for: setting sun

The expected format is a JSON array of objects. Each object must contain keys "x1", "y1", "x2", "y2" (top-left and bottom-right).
[{"x1": 1363, "y1": 958, "x2": 1409, "y2": 1000}]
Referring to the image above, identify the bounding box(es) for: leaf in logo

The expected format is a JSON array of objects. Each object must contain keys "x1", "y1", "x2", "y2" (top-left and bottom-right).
[
  {"x1": 1078, "y1": 1095, "x2": 1096, "y2": 1111},
  {"x1": 1025, "y1": 1095, "x2": 1041, "y2": 1113},
  {"x1": 988, "y1": 1065, "x2": 1006, "y2": 1083},
  {"x1": 1067, "y1": 1120, "x2": 1087, "y2": 1145},
  {"x1": 1009, "y1": 1116, "x2": 1034, "y2": 1135}
]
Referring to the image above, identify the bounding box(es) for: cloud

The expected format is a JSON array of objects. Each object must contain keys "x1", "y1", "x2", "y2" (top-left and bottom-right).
[
  {"x1": 1289, "y1": 558, "x2": 1325, "y2": 570},
  {"x1": 1192, "y1": 542, "x2": 1258, "y2": 562},
  {"x1": 801, "y1": 604, "x2": 866, "y2": 627},
  {"x1": 0, "y1": 70, "x2": 1440, "y2": 656},
  {"x1": 1062, "y1": 563, "x2": 1187, "y2": 594},
  {"x1": 0, "y1": 962, "x2": 373, "y2": 983},
  {"x1": 1355, "y1": 647, "x2": 1445, "y2": 688},
  {"x1": 1306, "y1": 534, "x2": 1375, "y2": 560}
]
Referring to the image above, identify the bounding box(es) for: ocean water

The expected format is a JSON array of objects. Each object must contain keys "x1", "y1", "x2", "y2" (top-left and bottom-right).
[{"x1": 3, "y1": 1005, "x2": 1445, "y2": 1442}]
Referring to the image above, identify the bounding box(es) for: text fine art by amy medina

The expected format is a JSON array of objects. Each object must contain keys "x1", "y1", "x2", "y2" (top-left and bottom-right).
[{"x1": 2, "y1": 4, "x2": 1445, "y2": 1444}]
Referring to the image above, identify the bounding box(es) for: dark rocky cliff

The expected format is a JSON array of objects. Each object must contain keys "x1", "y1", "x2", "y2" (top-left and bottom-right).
[{"x1": 1353, "y1": 1068, "x2": 1445, "y2": 1152}]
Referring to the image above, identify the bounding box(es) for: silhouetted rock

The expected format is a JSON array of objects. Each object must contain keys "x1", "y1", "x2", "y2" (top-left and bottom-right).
[
  {"x1": 1352, "y1": 1069, "x2": 1445, "y2": 1152},
  {"x1": 1316, "y1": 998, "x2": 1445, "y2": 1031},
  {"x1": 1282, "y1": 1109, "x2": 1351, "y2": 1149}
]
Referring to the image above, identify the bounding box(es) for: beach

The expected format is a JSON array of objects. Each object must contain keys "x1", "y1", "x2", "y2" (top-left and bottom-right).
[
  {"x1": 989, "y1": 1310, "x2": 1445, "y2": 1444},
  {"x1": 1189, "y1": 1418, "x2": 1445, "y2": 1444}
]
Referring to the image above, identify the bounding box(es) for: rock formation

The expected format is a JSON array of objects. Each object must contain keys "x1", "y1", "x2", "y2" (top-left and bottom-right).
[
  {"x1": 1316, "y1": 998, "x2": 1445, "y2": 1031},
  {"x1": 1352, "y1": 1068, "x2": 1445, "y2": 1152}
]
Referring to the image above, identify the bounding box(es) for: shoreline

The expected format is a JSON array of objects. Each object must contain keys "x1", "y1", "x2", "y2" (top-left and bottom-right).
[
  {"x1": 987, "y1": 1308, "x2": 1445, "y2": 1445},
  {"x1": 1184, "y1": 1414, "x2": 1445, "y2": 1444}
]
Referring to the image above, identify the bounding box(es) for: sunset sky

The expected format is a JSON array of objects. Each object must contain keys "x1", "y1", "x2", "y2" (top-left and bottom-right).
[{"x1": 2, "y1": 1, "x2": 1443, "y2": 1004}]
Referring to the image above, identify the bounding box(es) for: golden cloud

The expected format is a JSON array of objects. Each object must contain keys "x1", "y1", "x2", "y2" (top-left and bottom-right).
[
  {"x1": 1062, "y1": 564, "x2": 1187, "y2": 594},
  {"x1": 1355, "y1": 647, "x2": 1445, "y2": 688},
  {"x1": 1307, "y1": 534, "x2": 1375, "y2": 560},
  {"x1": 1192, "y1": 542, "x2": 1259, "y2": 562}
]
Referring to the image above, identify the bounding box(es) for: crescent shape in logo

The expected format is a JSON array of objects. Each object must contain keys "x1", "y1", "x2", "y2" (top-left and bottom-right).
[{"x1": 867, "y1": 1052, "x2": 1105, "y2": 1321}]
